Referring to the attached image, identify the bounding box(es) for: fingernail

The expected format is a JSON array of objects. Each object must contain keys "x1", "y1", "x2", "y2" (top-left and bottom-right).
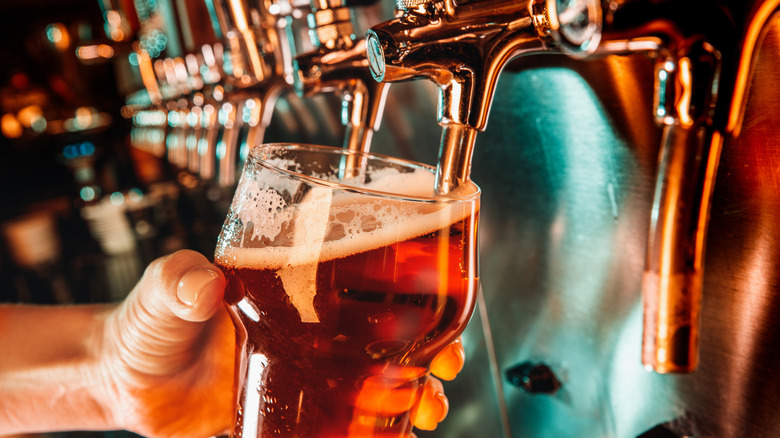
[
  {"x1": 434, "y1": 391, "x2": 449, "y2": 422},
  {"x1": 431, "y1": 345, "x2": 464, "y2": 381},
  {"x1": 415, "y1": 390, "x2": 448, "y2": 431},
  {"x1": 177, "y1": 268, "x2": 220, "y2": 306}
]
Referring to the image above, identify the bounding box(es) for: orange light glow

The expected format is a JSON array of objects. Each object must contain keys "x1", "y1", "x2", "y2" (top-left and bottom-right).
[
  {"x1": 1, "y1": 114, "x2": 23, "y2": 138},
  {"x1": 17, "y1": 105, "x2": 44, "y2": 128},
  {"x1": 76, "y1": 44, "x2": 115, "y2": 60},
  {"x1": 106, "y1": 10, "x2": 127, "y2": 42},
  {"x1": 46, "y1": 23, "x2": 70, "y2": 50}
]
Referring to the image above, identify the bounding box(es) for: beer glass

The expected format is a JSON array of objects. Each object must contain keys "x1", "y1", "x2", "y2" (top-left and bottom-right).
[{"x1": 214, "y1": 144, "x2": 480, "y2": 437}]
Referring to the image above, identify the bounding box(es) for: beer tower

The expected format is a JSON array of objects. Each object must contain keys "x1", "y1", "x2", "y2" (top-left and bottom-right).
[{"x1": 365, "y1": 0, "x2": 603, "y2": 193}]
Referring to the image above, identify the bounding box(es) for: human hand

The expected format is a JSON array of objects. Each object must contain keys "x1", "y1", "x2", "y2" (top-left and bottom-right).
[
  {"x1": 413, "y1": 338, "x2": 466, "y2": 431},
  {"x1": 98, "y1": 250, "x2": 465, "y2": 438},
  {"x1": 98, "y1": 250, "x2": 233, "y2": 438},
  {"x1": 349, "y1": 338, "x2": 466, "y2": 436}
]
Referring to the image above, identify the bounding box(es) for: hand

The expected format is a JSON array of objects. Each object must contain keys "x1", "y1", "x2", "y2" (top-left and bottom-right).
[
  {"x1": 99, "y1": 250, "x2": 233, "y2": 438},
  {"x1": 349, "y1": 338, "x2": 465, "y2": 436},
  {"x1": 98, "y1": 250, "x2": 466, "y2": 438},
  {"x1": 414, "y1": 338, "x2": 466, "y2": 431}
]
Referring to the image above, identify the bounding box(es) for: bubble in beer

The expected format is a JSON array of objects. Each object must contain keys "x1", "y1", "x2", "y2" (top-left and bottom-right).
[
  {"x1": 365, "y1": 339, "x2": 411, "y2": 359},
  {"x1": 368, "y1": 311, "x2": 395, "y2": 324}
]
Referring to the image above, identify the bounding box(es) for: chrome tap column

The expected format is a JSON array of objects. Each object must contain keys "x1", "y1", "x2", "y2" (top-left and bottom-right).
[
  {"x1": 275, "y1": 0, "x2": 391, "y2": 176},
  {"x1": 366, "y1": 0, "x2": 602, "y2": 193}
]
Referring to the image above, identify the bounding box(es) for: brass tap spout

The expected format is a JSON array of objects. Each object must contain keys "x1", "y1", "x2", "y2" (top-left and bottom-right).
[
  {"x1": 293, "y1": 36, "x2": 390, "y2": 164},
  {"x1": 287, "y1": 0, "x2": 390, "y2": 177},
  {"x1": 366, "y1": 0, "x2": 602, "y2": 193},
  {"x1": 207, "y1": 0, "x2": 296, "y2": 185}
]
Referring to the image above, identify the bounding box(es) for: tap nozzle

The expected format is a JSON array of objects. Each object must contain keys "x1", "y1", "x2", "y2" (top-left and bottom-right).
[
  {"x1": 366, "y1": 0, "x2": 601, "y2": 193},
  {"x1": 281, "y1": 0, "x2": 388, "y2": 178}
]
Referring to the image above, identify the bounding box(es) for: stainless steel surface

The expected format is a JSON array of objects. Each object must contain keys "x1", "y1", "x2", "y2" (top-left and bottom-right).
[{"x1": 426, "y1": 18, "x2": 780, "y2": 438}]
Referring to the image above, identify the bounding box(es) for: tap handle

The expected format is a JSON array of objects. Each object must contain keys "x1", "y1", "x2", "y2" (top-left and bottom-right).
[
  {"x1": 642, "y1": 50, "x2": 720, "y2": 374},
  {"x1": 642, "y1": 125, "x2": 723, "y2": 373}
]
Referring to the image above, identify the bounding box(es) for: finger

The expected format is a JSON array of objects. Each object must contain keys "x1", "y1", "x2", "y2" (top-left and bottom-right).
[
  {"x1": 143, "y1": 249, "x2": 226, "y2": 323},
  {"x1": 353, "y1": 366, "x2": 427, "y2": 415},
  {"x1": 411, "y1": 376, "x2": 448, "y2": 431},
  {"x1": 430, "y1": 338, "x2": 465, "y2": 381},
  {"x1": 108, "y1": 250, "x2": 226, "y2": 377}
]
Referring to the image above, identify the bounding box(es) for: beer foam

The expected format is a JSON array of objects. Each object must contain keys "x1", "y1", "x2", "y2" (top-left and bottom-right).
[
  {"x1": 216, "y1": 166, "x2": 477, "y2": 324},
  {"x1": 216, "y1": 168, "x2": 477, "y2": 270}
]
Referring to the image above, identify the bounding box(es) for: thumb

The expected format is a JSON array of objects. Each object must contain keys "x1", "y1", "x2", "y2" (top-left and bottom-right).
[
  {"x1": 108, "y1": 250, "x2": 226, "y2": 377},
  {"x1": 140, "y1": 249, "x2": 226, "y2": 323}
]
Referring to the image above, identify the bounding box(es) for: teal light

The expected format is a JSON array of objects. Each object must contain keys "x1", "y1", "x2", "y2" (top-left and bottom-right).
[
  {"x1": 80, "y1": 186, "x2": 97, "y2": 202},
  {"x1": 216, "y1": 140, "x2": 226, "y2": 160},
  {"x1": 223, "y1": 52, "x2": 234, "y2": 76},
  {"x1": 186, "y1": 132, "x2": 197, "y2": 152},
  {"x1": 202, "y1": 0, "x2": 223, "y2": 40},
  {"x1": 31, "y1": 117, "x2": 47, "y2": 133},
  {"x1": 168, "y1": 111, "x2": 181, "y2": 127},
  {"x1": 110, "y1": 192, "x2": 125, "y2": 206},
  {"x1": 46, "y1": 24, "x2": 62, "y2": 44}
]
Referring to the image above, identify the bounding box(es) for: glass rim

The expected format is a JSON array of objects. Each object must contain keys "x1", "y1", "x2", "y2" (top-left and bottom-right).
[{"x1": 247, "y1": 143, "x2": 481, "y2": 203}]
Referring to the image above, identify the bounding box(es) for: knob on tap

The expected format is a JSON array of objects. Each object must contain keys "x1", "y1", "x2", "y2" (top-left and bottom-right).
[{"x1": 366, "y1": 0, "x2": 602, "y2": 193}]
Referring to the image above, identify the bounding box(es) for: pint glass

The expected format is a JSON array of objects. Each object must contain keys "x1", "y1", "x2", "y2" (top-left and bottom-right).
[{"x1": 214, "y1": 144, "x2": 480, "y2": 437}]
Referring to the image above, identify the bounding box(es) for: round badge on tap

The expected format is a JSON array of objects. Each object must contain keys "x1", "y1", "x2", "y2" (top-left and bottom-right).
[{"x1": 545, "y1": 0, "x2": 603, "y2": 57}]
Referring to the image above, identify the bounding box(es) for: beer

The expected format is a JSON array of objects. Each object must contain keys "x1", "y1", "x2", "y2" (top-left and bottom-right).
[
  {"x1": 217, "y1": 204, "x2": 478, "y2": 436},
  {"x1": 215, "y1": 144, "x2": 480, "y2": 437}
]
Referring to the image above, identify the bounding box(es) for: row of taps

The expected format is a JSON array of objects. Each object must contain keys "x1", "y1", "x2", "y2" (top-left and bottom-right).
[{"x1": 127, "y1": 0, "x2": 780, "y2": 374}]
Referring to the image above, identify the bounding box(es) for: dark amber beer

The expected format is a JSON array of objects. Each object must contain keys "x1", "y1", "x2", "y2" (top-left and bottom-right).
[{"x1": 215, "y1": 144, "x2": 480, "y2": 437}]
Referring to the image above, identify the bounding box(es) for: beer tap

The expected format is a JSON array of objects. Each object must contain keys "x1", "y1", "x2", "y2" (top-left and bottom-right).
[
  {"x1": 208, "y1": 0, "x2": 294, "y2": 186},
  {"x1": 595, "y1": 0, "x2": 780, "y2": 373},
  {"x1": 366, "y1": 0, "x2": 780, "y2": 374},
  {"x1": 287, "y1": 0, "x2": 391, "y2": 177},
  {"x1": 150, "y1": 56, "x2": 192, "y2": 170},
  {"x1": 365, "y1": 0, "x2": 603, "y2": 193}
]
